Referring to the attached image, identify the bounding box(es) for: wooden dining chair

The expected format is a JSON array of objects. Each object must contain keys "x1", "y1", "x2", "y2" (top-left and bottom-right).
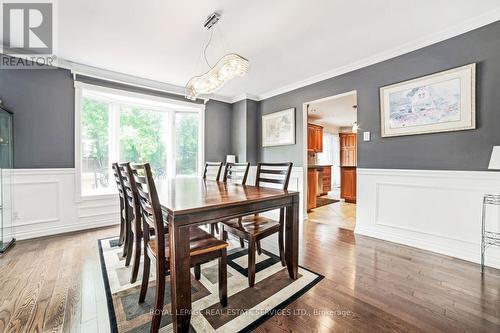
[
  {"x1": 223, "y1": 162, "x2": 250, "y2": 184},
  {"x1": 203, "y1": 161, "x2": 223, "y2": 235},
  {"x1": 221, "y1": 162, "x2": 293, "y2": 287},
  {"x1": 222, "y1": 162, "x2": 250, "y2": 247},
  {"x1": 112, "y1": 163, "x2": 129, "y2": 258},
  {"x1": 203, "y1": 161, "x2": 223, "y2": 181},
  {"x1": 131, "y1": 163, "x2": 228, "y2": 333},
  {"x1": 118, "y1": 162, "x2": 144, "y2": 283}
]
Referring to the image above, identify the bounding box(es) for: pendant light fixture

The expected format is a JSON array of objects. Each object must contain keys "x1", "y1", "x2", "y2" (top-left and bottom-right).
[
  {"x1": 352, "y1": 105, "x2": 358, "y2": 133},
  {"x1": 185, "y1": 12, "x2": 249, "y2": 100}
]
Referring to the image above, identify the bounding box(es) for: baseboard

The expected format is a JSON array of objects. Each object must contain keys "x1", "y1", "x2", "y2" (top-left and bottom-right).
[{"x1": 8, "y1": 218, "x2": 119, "y2": 241}]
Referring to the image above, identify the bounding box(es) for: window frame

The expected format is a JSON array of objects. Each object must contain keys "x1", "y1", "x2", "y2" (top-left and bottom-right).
[{"x1": 74, "y1": 81, "x2": 205, "y2": 200}]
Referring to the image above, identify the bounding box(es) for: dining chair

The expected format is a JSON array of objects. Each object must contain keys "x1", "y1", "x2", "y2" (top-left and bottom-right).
[
  {"x1": 112, "y1": 163, "x2": 129, "y2": 259},
  {"x1": 221, "y1": 162, "x2": 293, "y2": 287},
  {"x1": 203, "y1": 161, "x2": 223, "y2": 235},
  {"x1": 118, "y1": 162, "x2": 144, "y2": 283},
  {"x1": 222, "y1": 162, "x2": 250, "y2": 247},
  {"x1": 223, "y1": 162, "x2": 250, "y2": 184},
  {"x1": 131, "y1": 163, "x2": 228, "y2": 333},
  {"x1": 203, "y1": 161, "x2": 223, "y2": 181}
]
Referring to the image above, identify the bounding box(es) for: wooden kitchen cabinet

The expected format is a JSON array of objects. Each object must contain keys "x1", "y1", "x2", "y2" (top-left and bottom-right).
[
  {"x1": 322, "y1": 166, "x2": 331, "y2": 194},
  {"x1": 307, "y1": 169, "x2": 318, "y2": 211},
  {"x1": 307, "y1": 123, "x2": 323, "y2": 152},
  {"x1": 339, "y1": 133, "x2": 357, "y2": 166},
  {"x1": 340, "y1": 133, "x2": 357, "y2": 203},
  {"x1": 340, "y1": 167, "x2": 356, "y2": 203}
]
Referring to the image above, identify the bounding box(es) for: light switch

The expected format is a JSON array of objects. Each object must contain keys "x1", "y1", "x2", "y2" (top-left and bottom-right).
[{"x1": 363, "y1": 131, "x2": 370, "y2": 141}]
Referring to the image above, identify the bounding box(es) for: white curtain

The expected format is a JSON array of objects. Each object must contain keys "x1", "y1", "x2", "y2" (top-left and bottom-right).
[{"x1": 317, "y1": 132, "x2": 340, "y2": 188}]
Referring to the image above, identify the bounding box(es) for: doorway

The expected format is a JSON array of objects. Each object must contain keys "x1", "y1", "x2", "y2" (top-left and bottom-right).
[{"x1": 302, "y1": 91, "x2": 358, "y2": 230}]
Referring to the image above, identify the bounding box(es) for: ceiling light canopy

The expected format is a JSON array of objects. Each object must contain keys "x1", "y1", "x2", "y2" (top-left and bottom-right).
[{"x1": 185, "y1": 12, "x2": 249, "y2": 100}]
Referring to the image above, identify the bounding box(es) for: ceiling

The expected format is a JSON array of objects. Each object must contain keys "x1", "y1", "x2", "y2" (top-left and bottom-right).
[
  {"x1": 57, "y1": 0, "x2": 500, "y2": 101},
  {"x1": 308, "y1": 92, "x2": 357, "y2": 131}
]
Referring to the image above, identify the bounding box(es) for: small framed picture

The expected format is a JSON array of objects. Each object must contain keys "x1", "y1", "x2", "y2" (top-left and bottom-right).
[
  {"x1": 380, "y1": 63, "x2": 476, "y2": 137},
  {"x1": 262, "y1": 108, "x2": 295, "y2": 147}
]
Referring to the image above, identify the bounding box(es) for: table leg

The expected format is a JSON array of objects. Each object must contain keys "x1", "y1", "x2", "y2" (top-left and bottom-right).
[
  {"x1": 285, "y1": 196, "x2": 299, "y2": 279},
  {"x1": 169, "y1": 224, "x2": 191, "y2": 333}
]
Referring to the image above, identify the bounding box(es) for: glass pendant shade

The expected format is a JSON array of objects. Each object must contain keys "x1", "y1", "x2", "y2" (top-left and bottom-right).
[{"x1": 185, "y1": 53, "x2": 249, "y2": 100}]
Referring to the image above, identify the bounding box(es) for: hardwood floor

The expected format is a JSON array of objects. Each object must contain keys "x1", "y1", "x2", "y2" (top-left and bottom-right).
[{"x1": 1, "y1": 213, "x2": 499, "y2": 333}]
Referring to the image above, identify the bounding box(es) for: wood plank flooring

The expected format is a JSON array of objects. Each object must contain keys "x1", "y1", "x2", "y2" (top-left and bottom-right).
[{"x1": 1, "y1": 209, "x2": 499, "y2": 332}]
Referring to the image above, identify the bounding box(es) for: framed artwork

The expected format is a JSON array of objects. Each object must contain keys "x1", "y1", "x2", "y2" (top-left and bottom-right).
[
  {"x1": 262, "y1": 108, "x2": 295, "y2": 147},
  {"x1": 380, "y1": 63, "x2": 476, "y2": 137}
]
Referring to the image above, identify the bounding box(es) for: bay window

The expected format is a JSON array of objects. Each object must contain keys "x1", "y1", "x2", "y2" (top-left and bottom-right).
[{"x1": 76, "y1": 83, "x2": 204, "y2": 196}]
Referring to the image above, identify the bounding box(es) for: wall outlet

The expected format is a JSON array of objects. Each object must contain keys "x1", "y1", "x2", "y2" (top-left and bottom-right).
[{"x1": 363, "y1": 131, "x2": 371, "y2": 141}]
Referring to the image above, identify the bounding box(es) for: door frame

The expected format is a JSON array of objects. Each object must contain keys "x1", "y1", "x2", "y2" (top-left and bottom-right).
[{"x1": 301, "y1": 90, "x2": 357, "y2": 219}]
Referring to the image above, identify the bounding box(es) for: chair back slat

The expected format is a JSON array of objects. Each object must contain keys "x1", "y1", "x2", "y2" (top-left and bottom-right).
[
  {"x1": 223, "y1": 162, "x2": 250, "y2": 185},
  {"x1": 203, "y1": 162, "x2": 223, "y2": 181},
  {"x1": 112, "y1": 163, "x2": 125, "y2": 198},
  {"x1": 118, "y1": 162, "x2": 141, "y2": 218},
  {"x1": 131, "y1": 163, "x2": 166, "y2": 260},
  {"x1": 256, "y1": 162, "x2": 293, "y2": 190}
]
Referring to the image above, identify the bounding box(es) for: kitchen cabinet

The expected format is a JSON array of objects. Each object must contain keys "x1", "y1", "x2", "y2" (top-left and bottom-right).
[
  {"x1": 321, "y1": 166, "x2": 331, "y2": 195},
  {"x1": 339, "y1": 133, "x2": 356, "y2": 166},
  {"x1": 307, "y1": 169, "x2": 318, "y2": 211},
  {"x1": 340, "y1": 133, "x2": 356, "y2": 203},
  {"x1": 307, "y1": 123, "x2": 323, "y2": 152},
  {"x1": 340, "y1": 167, "x2": 356, "y2": 203}
]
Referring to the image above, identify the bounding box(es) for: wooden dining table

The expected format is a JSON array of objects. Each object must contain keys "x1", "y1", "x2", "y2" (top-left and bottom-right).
[{"x1": 155, "y1": 177, "x2": 300, "y2": 333}]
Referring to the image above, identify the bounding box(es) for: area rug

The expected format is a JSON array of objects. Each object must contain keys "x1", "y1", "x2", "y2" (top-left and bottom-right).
[
  {"x1": 315, "y1": 196, "x2": 339, "y2": 208},
  {"x1": 98, "y1": 236, "x2": 323, "y2": 333}
]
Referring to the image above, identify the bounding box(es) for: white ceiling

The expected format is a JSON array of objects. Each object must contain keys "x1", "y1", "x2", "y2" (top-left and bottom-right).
[
  {"x1": 57, "y1": 0, "x2": 500, "y2": 101},
  {"x1": 308, "y1": 92, "x2": 357, "y2": 130}
]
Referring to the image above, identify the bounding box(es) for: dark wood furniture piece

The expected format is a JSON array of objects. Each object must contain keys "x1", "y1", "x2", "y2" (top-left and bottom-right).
[
  {"x1": 222, "y1": 162, "x2": 251, "y2": 247},
  {"x1": 203, "y1": 161, "x2": 223, "y2": 181},
  {"x1": 307, "y1": 168, "x2": 317, "y2": 211},
  {"x1": 339, "y1": 133, "x2": 357, "y2": 203},
  {"x1": 223, "y1": 162, "x2": 250, "y2": 185},
  {"x1": 221, "y1": 162, "x2": 293, "y2": 287},
  {"x1": 112, "y1": 163, "x2": 128, "y2": 258},
  {"x1": 150, "y1": 175, "x2": 299, "y2": 332},
  {"x1": 118, "y1": 162, "x2": 144, "y2": 283},
  {"x1": 204, "y1": 162, "x2": 224, "y2": 235},
  {"x1": 307, "y1": 123, "x2": 323, "y2": 152},
  {"x1": 131, "y1": 163, "x2": 229, "y2": 333}
]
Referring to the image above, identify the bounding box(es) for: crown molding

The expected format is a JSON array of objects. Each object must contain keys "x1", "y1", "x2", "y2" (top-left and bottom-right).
[
  {"x1": 257, "y1": 8, "x2": 500, "y2": 101},
  {"x1": 60, "y1": 59, "x2": 187, "y2": 96}
]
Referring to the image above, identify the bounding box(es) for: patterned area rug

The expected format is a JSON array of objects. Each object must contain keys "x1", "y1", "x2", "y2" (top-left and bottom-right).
[{"x1": 98, "y1": 237, "x2": 322, "y2": 333}]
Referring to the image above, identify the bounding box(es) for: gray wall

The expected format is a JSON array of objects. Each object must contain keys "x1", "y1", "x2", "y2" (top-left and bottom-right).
[
  {"x1": 245, "y1": 99, "x2": 259, "y2": 164},
  {"x1": 205, "y1": 99, "x2": 232, "y2": 162},
  {"x1": 231, "y1": 100, "x2": 247, "y2": 162},
  {"x1": 230, "y1": 99, "x2": 259, "y2": 165},
  {"x1": 0, "y1": 66, "x2": 75, "y2": 168},
  {"x1": 0, "y1": 68, "x2": 233, "y2": 168},
  {"x1": 258, "y1": 21, "x2": 500, "y2": 170}
]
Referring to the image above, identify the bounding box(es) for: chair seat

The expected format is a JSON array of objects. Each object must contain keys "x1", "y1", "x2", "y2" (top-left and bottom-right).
[
  {"x1": 222, "y1": 215, "x2": 280, "y2": 237},
  {"x1": 148, "y1": 227, "x2": 228, "y2": 260}
]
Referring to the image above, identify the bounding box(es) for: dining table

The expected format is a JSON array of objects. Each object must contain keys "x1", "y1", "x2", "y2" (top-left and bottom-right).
[{"x1": 155, "y1": 177, "x2": 300, "y2": 333}]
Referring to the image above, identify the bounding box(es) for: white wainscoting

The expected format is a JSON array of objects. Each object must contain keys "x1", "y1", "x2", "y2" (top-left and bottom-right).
[
  {"x1": 6, "y1": 169, "x2": 119, "y2": 240},
  {"x1": 356, "y1": 168, "x2": 500, "y2": 269},
  {"x1": 5, "y1": 167, "x2": 305, "y2": 241}
]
